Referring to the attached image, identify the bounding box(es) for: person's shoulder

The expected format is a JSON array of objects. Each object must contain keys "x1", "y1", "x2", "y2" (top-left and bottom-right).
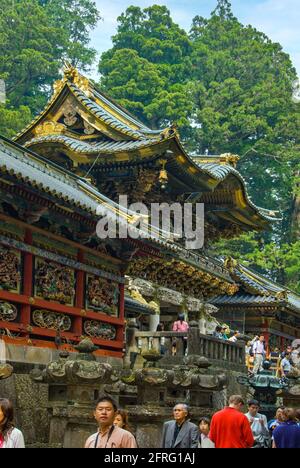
[
  {"x1": 187, "y1": 421, "x2": 198, "y2": 429},
  {"x1": 163, "y1": 420, "x2": 174, "y2": 428},
  {"x1": 11, "y1": 427, "x2": 23, "y2": 436},
  {"x1": 9, "y1": 428, "x2": 25, "y2": 447},
  {"x1": 117, "y1": 427, "x2": 135, "y2": 438},
  {"x1": 273, "y1": 424, "x2": 283, "y2": 435},
  {"x1": 85, "y1": 432, "x2": 98, "y2": 448},
  {"x1": 9, "y1": 427, "x2": 24, "y2": 440},
  {"x1": 118, "y1": 427, "x2": 137, "y2": 444},
  {"x1": 211, "y1": 408, "x2": 226, "y2": 419}
]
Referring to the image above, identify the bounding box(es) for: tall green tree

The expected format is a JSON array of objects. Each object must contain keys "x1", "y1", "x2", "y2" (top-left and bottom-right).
[
  {"x1": 0, "y1": 0, "x2": 100, "y2": 136},
  {"x1": 209, "y1": 233, "x2": 300, "y2": 293},
  {"x1": 98, "y1": 0, "x2": 300, "y2": 290},
  {"x1": 40, "y1": 0, "x2": 101, "y2": 69},
  {"x1": 192, "y1": 1, "x2": 300, "y2": 290},
  {"x1": 98, "y1": 5, "x2": 193, "y2": 129}
]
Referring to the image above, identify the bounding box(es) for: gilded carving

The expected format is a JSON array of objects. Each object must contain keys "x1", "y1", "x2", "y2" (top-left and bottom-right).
[
  {"x1": 35, "y1": 259, "x2": 75, "y2": 305},
  {"x1": 0, "y1": 247, "x2": 21, "y2": 293},
  {"x1": 63, "y1": 103, "x2": 78, "y2": 127},
  {"x1": 220, "y1": 153, "x2": 240, "y2": 167},
  {"x1": 276, "y1": 290, "x2": 288, "y2": 301},
  {"x1": 127, "y1": 256, "x2": 237, "y2": 298},
  {"x1": 84, "y1": 320, "x2": 117, "y2": 340},
  {"x1": 86, "y1": 275, "x2": 119, "y2": 316},
  {"x1": 63, "y1": 64, "x2": 90, "y2": 95},
  {"x1": 83, "y1": 120, "x2": 95, "y2": 135},
  {"x1": 34, "y1": 121, "x2": 66, "y2": 136},
  {"x1": 32, "y1": 309, "x2": 72, "y2": 331}
]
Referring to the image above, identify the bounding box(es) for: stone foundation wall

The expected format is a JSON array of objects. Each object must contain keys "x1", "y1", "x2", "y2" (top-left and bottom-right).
[
  {"x1": 0, "y1": 345, "x2": 249, "y2": 448},
  {"x1": 0, "y1": 367, "x2": 50, "y2": 447}
]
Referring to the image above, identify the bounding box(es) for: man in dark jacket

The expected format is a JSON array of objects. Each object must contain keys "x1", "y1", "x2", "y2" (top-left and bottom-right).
[{"x1": 161, "y1": 403, "x2": 199, "y2": 448}]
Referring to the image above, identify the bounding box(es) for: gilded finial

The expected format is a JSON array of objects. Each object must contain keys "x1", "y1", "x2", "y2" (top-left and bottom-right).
[
  {"x1": 220, "y1": 153, "x2": 240, "y2": 168},
  {"x1": 276, "y1": 290, "x2": 288, "y2": 301},
  {"x1": 63, "y1": 63, "x2": 91, "y2": 96},
  {"x1": 224, "y1": 256, "x2": 238, "y2": 272}
]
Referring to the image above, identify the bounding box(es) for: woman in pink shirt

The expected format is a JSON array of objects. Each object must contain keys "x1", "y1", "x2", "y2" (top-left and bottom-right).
[{"x1": 172, "y1": 314, "x2": 189, "y2": 356}]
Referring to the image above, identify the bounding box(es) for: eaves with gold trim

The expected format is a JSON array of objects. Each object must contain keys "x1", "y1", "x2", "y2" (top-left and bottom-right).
[
  {"x1": 0, "y1": 133, "x2": 236, "y2": 292},
  {"x1": 14, "y1": 65, "x2": 280, "y2": 233}
]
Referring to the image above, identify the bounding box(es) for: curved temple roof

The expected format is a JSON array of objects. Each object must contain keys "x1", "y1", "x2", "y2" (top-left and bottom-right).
[
  {"x1": 14, "y1": 65, "x2": 279, "y2": 232},
  {"x1": 210, "y1": 261, "x2": 300, "y2": 314},
  {"x1": 0, "y1": 134, "x2": 234, "y2": 286}
]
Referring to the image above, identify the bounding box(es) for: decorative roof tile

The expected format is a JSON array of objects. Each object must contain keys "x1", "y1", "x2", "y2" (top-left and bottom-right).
[{"x1": 210, "y1": 262, "x2": 300, "y2": 313}]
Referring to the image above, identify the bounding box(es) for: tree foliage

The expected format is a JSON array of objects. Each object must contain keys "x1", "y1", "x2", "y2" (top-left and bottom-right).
[
  {"x1": 98, "y1": 0, "x2": 300, "y2": 290},
  {"x1": 0, "y1": 0, "x2": 100, "y2": 136},
  {"x1": 99, "y1": 5, "x2": 193, "y2": 129},
  {"x1": 0, "y1": 0, "x2": 299, "y2": 292},
  {"x1": 210, "y1": 233, "x2": 300, "y2": 293}
]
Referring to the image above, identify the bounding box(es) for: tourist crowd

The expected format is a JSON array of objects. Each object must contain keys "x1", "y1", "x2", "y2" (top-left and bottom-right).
[{"x1": 1, "y1": 395, "x2": 300, "y2": 449}]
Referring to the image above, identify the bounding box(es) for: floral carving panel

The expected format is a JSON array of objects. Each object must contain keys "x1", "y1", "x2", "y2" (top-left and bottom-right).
[
  {"x1": 32, "y1": 309, "x2": 72, "y2": 331},
  {"x1": 86, "y1": 275, "x2": 119, "y2": 316},
  {"x1": 0, "y1": 247, "x2": 21, "y2": 293},
  {"x1": 35, "y1": 258, "x2": 75, "y2": 305},
  {"x1": 84, "y1": 320, "x2": 117, "y2": 341}
]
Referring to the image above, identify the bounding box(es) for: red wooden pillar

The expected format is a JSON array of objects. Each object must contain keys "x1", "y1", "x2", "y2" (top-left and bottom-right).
[
  {"x1": 117, "y1": 283, "x2": 125, "y2": 343},
  {"x1": 74, "y1": 250, "x2": 84, "y2": 336},
  {"x1": 20, "y1": 230, "x2": 33, "y2": 337}
]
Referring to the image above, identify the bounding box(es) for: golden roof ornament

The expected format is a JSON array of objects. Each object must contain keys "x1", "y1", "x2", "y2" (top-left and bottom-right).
[
  {"x1": 224, "y1": 256, "x2": 238, "y2": 272},
  {"x1": 128, "y1": 285, "x2": 149, "y2": 306},
  {"x1": 276, "y1": 290, "x2": 288, "y2": 301},
  {"x1": 34, "y1": 121, "x2": 66, "y2": 137},
  {"x1": 148, "y1": 300, "x2": 160, "y2": 314},
  {"x1": 160, "y1": 123, "x2": 179, "y2": 140},
  {"x1": 220, "y1": 153, "x2": 240, "y2": 167},
  {"x1": 53, "y1": 78, "x2": 66, "y2": 95},
  {"x1": 63, "y1": 63, "x2": 91, "y2": 96}
]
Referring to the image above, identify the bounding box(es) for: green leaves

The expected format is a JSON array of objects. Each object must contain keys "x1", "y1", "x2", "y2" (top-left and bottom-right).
[
  {"x1": 0, "y1": 104, "x2": 32, "y2": 139},
  {"x1": 98, "y1": 1, "x2": 300, "y2": 290},
  {"x1": 98, "y1": 5, "x2": 193, "y2": 129},
  {"x1": 0, "y1": 0, "x2": 101, "y2": 136}
]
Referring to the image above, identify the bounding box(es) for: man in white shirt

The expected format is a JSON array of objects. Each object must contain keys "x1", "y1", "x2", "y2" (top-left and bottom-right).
[
  {"x1": 253, "y1": 335, "x2": 266, "y2": 374},
  {"x1": 245, "y1": 399, "x2": 270, "y2": 448}
]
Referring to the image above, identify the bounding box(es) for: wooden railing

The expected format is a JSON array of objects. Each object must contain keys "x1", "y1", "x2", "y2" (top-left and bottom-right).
[
  {"x1": 195, "y1": 334, "x2": 245, "y2": 368},
  {"x1": 130, "y1": 330, "x2": 246, "y2": 370}
]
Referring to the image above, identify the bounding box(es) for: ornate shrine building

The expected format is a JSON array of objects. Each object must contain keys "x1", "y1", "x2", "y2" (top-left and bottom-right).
[
  {"x1": 1, "y1": 65, "x2": 297, "y2": 359},
  {"x1": 211, "y1": 260, "x2": 300, "y2": 350},
  {"x1": 0, "y1": 135, "x2": 238, "y2": 358}
]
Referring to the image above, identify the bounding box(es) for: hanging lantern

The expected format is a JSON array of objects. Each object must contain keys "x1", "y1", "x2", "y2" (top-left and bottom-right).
[{"x1": 158, "y1": 159, "x2": 168, "y2": 190}]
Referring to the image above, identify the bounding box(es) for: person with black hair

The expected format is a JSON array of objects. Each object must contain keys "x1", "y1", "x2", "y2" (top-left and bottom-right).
[
  {"x1": 85, "y1": 396, "x2": 137, "y2": 448},
  {"x1": 245, "y1": 399, "x2": 270, "y2": 448},
  {"x1": 198, "y1": 417, "x2": 215, "y2": 448},
  {"x1": 0, "y1": 398, "x2": 25, "y2": 448},
  {"x1": 213, "y1": 326, "x2": 223, "y2": 340}
]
